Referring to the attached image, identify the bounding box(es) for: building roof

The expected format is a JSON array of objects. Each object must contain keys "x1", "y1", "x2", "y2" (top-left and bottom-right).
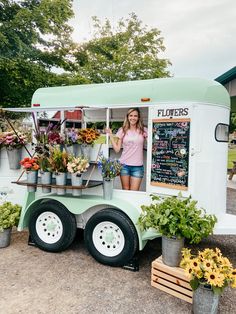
[
  {"x1": 53, "y1": 110, "x2": 82, "y2": 120},
  {"x1": 215, "y1": 66, "x2": 236, "y2": 85}
]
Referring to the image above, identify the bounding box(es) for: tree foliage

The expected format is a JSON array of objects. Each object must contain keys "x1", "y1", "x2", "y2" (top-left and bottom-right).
[
  {"x1": 73, "y1": 13, "x2": 171, "y2": 83},
  {"x1": 0, "y1": 0, "x2": 76, "y2": 109}
]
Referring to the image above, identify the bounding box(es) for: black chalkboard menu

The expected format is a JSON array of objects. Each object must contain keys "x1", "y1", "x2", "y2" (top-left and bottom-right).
[{"x1": 151, "y1": 118, "x2": 190, "y2": 190}]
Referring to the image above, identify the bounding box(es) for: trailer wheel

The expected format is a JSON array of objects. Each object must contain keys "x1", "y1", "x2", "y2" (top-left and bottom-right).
[
  {"x1": 84, "y1": 209, "x2": 138, "y2": 266},
  {"x1": 29, "y1": 201, "x2": 77, "y2": 252}
]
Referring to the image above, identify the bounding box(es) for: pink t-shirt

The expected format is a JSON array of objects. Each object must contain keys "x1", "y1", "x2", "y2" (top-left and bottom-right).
[{"x1": 116, "y1": 127, "x2": 147, "y2": 166}]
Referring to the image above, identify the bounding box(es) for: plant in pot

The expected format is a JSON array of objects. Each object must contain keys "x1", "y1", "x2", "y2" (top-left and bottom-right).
[
  {"x1": 48, "y1": 147, "x2": 69, "y2": 195},
  {"x1": 20, "y1": 156, "x2": 40, "y2": 192},
  {"x1": 65, "y1": 128, "x2": 79, "y2": 156},
  {"x1": 0, "y1": 201, "x2": 22, "y2": 248},
  {"x1": 180, "y1": 247, "x2": 236, "y2": 314},
  {"x1": 67, "y1": 156, "x2": 90, "y2": 196},
  {"x1": 97, "y1": 154, "x2": 123, "y2": 200},
  {"x1": 1, "y1": 131, "x2": 28, "y2": 169},
  {"x1": 138, "y1": 194, "x2": 217, "y2": 267},
  {"x1": 77, "y1": 128, "x2": 100, "y2": 161}
]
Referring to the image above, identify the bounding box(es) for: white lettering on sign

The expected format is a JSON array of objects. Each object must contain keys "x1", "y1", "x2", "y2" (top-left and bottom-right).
[{"x1": 157, "y1": 108, "x2": 189, "y2": 117}]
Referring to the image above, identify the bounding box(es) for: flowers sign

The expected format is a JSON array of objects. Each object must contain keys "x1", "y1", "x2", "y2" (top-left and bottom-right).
[{"x1": 180, "y1": 248, "x2": 236, "y2": 294}]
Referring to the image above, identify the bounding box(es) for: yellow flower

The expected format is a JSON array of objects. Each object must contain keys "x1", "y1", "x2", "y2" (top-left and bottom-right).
[
  {"x1": 205, "y1": 269, "x2": 224, "y2": 287},
  {"x1": 200, "y1": 248, "x2": 214, "y2": 259},
  {"x1": 219, "y1": 257, "x2": 232, "y2": 269},
  {"x1": 202, "y1": 259, "x2": 214, "y2": 272},
  {"x1": 182, "y1": 248, "x2": 191, "y2": 258}
]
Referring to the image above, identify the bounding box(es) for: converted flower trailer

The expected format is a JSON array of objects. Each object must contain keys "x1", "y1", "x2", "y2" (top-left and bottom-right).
[{"x1": 2, "y1": 77, "x2": 236, "y2": 266}]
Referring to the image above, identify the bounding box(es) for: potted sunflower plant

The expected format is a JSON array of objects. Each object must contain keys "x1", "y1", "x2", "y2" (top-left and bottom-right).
[
  {"x1": 180, "y1": 247, "x2": 236, "y2": 314},
  {"x1": 138, "y1": 194, "x2": 217, "y2": 267},
  {"x1": 0, "y1": 201, "x2": 22, "y2": 248}
]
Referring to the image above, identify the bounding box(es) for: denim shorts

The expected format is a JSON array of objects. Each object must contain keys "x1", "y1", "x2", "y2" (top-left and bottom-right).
[{"x1": 120, "y1": 165, "x2": 144, "y2": 178}]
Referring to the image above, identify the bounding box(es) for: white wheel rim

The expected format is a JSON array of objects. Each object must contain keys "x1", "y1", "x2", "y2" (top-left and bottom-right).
[
  {"x1": 92, "y1": 221, "x2": 125, "y2": 257},
  {"x1": 36, "y1": 211, "x2": 63, "y2": 244}
]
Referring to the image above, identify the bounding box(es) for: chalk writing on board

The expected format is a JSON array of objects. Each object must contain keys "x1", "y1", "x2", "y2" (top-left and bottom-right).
[{"x1": 151, "y1": 118, "x2": 190, "y2": 190}]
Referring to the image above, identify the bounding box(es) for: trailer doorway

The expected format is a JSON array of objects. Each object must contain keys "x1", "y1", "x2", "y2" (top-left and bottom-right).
[{"x1": 83, "y1": 106, "x2": 149, "y2": 192}]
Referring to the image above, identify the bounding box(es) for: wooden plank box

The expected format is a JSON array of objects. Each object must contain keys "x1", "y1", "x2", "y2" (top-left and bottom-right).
[{"x1": 151, "y1": 256, "x2": 193, "y2": 304}]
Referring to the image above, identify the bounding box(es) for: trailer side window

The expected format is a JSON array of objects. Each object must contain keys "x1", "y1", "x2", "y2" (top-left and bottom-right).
[{"x1": 215, "y1": 123, "x2": 229, "y2": 142}]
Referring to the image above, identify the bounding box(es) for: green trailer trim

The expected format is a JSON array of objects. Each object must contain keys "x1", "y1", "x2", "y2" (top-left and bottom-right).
[
  {"x1": 17, "y1": 193, "x2": 161, "y2": 250},
  {"x1": 31, "y1": 78, "x2": 230, "y2": 109}
]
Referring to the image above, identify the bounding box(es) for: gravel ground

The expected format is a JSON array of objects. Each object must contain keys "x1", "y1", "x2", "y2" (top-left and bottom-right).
[{"x1": 0, "y1": 188, "x2": 235, "y2": 314}]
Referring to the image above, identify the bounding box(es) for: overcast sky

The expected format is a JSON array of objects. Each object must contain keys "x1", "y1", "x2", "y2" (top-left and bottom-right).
[{"x1": 70, "y1": 0, "x2": 235, "y2": 80}]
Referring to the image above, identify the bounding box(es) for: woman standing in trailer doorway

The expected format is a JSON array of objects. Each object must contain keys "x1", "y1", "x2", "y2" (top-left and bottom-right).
[{"x1": 106, "y1": 108, "x2": 147, "y2": 191}]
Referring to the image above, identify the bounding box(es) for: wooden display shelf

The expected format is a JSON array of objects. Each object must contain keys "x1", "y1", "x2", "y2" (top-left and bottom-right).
[
  {"x1": 12, "y1": 178, "x2": 103, "y2": 190},
  {"x1": 151, "y1": 256, "x2": 193, "y2": 304}
]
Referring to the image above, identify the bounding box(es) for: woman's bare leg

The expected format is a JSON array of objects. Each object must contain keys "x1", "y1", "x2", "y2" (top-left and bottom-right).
[
  {"x1": 120, "y1": 175, "x2": 130, "y2": 190},
  {"x1": 130, "y1": 177, "x2": 142, "y2": 191}
]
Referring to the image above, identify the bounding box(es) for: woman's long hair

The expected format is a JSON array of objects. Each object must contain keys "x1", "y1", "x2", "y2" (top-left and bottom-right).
[{"x1": 122, "y1": 108, "x2": 145, "y2": 135}]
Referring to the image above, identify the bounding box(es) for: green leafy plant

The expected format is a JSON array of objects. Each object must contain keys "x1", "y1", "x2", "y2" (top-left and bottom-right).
[
  {"x1": 48, "y1": 147, "x2": 69, "y2": 173},
  {"x1": 138, "y1": 194, "x2": 217, "y2": 244},
  {"x1": 0, "y1": 202, "x2": 22, "y2": 231}
]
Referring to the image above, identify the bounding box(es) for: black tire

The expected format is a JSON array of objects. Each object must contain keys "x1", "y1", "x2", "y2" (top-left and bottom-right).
[
  {"x1": 29, "y1": 201, "x2": 77, "y2": 252},
  {"x1": 84, "y1": 209, "x2": 138, "y2": 266}
]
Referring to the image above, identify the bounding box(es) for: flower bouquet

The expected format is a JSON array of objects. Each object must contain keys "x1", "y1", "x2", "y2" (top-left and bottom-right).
[
  {"x1": 180, "y1": 248, "x2": 236, "y2": 294},
  {"x1": 48, "y1": 148, "x2": 69, "y2": 195},
  {"x1": 67, "y1": 156, "x2": 90, "y2": 176},
  {"x1": 20, "y1": 157, "x2": 39, "y2": 192},
  {"x1": 1, "y1": 131, "x2": 28, "y2": 150},
  {"x1": 67, "y1": 156, "x2": 90, "y2": 196},
  {"x1": 20, "y1": 157, "x2": 40, "y2": 171},
  {"x1": 97, "y1": 154, "x2": 123, "y2": 180},
  {"x1": 78, "y1": 128, "x2": 100, "y2": 145}
]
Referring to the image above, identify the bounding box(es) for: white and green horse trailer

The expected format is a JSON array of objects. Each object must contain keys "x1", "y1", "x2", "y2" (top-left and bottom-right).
[{"x1": 2, "y1": 77, "x2": 235, "y2": 266}]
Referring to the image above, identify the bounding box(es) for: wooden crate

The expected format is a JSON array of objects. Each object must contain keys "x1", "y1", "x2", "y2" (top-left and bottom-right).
[{"x1": 151, "y1": 256, "x2": 193, "y2": 304}]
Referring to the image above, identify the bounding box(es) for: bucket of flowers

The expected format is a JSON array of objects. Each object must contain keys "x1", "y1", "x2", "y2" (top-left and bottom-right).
[
  {"x1": 67, "y1": 156, "x2": 90, "y2": 196},
  {"x1": 78, "y1": 128, "x2": 100, "y2": 161},
  {"x1": 97, "y1": 154, "x2": 123, "y2": 200},
  {"x1": 20, "y1": 157, "x2": 40, "y2": 192},
  {"x1": 180, "y1": 247, "x2": 236, "y2": 314},
  {"x1": 48, "y1": 147, "x2": 69, "y2": 195},
  {"x1": 64, "y1": 128, "x2": 79, "y2": 156},
  {"x1": 2, "y1": 131, "x2": 28, "y2": 169}
]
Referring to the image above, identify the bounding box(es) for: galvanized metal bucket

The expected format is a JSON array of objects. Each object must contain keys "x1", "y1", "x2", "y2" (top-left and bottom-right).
[
  {"x1": 162, "y1": 236, "x2": 184, "y2": 267},
  {"x1": 103, "y1": 179, "x2": 113, "y2": 200},
  {"x1": 0, "y1": 228, "x2": 11, "y2": 248},
  {"x1": 55, "y1": 172, "x2": 67, "y2": 195},
  {"x1": 27, "y1": 170, "x2": 38, "y2": 192},
  {"x1": 73, "y1": 144, "x2": 81, "y2": 157},
  {"x1": 71, "y1": 173, "x2": 83, "y2": 196},
  {"x1": 40, "y1": 171, "x2": 52, "y2": 193},
  {"x1": 193, "y1": 284, "x2": 219, "y2": 314},
  {"x1": 7, "y1": 148, "x2": 22, "y2": 170},
  {"x1": 81, "y1": 144, "x2": 91, "y2": 161}
]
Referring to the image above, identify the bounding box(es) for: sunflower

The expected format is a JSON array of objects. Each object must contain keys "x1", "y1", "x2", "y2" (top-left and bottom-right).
[
  {"x1": 205, "y1": 269, "x2": 223, "y2": 287},
  {"x1": 219, "y1": 257, "x2": 232, "y2": 269},
  {"x1": 202, "y1": 259, "x2": 214, "y2": 272}
]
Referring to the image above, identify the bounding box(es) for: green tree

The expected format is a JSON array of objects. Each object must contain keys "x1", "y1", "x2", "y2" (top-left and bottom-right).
[
  {"x1": 0, "y1": 0, "x2": 76, "y2": 109},
  {"x1": 230, "y1": 113, "x2": 236, "y2": 133},
  {"x1": 73, "y1": 13, "x2": 171, "y2": 83}
]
